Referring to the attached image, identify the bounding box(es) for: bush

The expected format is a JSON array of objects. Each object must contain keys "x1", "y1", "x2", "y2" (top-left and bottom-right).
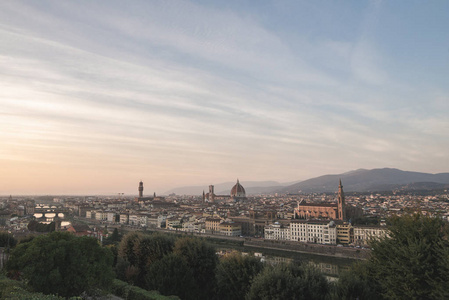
[
  {"x1": 0, "y1": 275, "x2": 63, "y2": 299},
  {"x1": 111, "y1": 279, "x2": 180, "y2": 300}
]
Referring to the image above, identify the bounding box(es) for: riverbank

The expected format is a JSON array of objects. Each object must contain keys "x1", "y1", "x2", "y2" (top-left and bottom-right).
[{"x1": 136, "y1": 227, "x2": 370, "y2": 260}]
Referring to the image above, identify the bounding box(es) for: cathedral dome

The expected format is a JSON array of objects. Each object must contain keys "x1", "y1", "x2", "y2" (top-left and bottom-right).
[{"x1": 231, "y1": 179, "x2": 246, "y2": 198}]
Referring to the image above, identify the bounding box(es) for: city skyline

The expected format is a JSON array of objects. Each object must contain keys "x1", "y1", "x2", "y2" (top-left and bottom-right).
[{"x1": 1, "y1": 1, "x2": 449, "y2": 195}]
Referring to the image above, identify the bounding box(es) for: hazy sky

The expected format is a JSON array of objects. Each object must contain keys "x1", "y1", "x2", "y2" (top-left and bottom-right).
[{"x1": 1, "y1": 1, "x2": 448, "y2": 195}]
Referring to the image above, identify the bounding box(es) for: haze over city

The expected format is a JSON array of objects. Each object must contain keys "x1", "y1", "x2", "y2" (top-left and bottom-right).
[{"x1": 1, "y1": 1, "x2": 448, "y2": 195}]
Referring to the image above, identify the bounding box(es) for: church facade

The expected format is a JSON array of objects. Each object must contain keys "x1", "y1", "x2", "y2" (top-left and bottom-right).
[{"x1": 294, "y1": 180, "x2": 350, "y2": 221}]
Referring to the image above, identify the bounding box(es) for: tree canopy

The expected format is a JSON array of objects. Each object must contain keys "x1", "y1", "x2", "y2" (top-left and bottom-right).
[
  {"x1": 215, "y1": 251, "x2": 264, "y2": 300},
  {"x1": 117, "y1": 232, "x2": 175, "y2": 287},
  {"x1": 333, "y1": 213, "x2": 449, "y2": 300},
  {"x1": 146, "y1": 253, "x2": 195, "y2": 300},
  {"x1": 173, "y1": 236, "x2": 218, "y2": 300},
  {"x1": 368, "y1": 213, "x2": 449, "y2": 299},
  {"x1": 246, "y1": 262, "x2": 329, "y2": 300},
  {"x1": 6, "y1": 231, "x2": 114, "y2": 297},
  {"x1": 27, "y1": 220, "x2": 55, "y2": 232},
  {"x1": 0, "y1": 231, "x2": 17, "y2": 248}
]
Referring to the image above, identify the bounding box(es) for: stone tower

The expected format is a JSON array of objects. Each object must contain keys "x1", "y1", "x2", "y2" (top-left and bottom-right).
[
  {"x1": 209, "y1": 185, "x2": 215, "y2": 202},
  {"x1": 337, "y1": 179, "x2": 346, "y2": 221},
  {"x1": 138, "y1": 181, "x2": 144, "y2": 198}
]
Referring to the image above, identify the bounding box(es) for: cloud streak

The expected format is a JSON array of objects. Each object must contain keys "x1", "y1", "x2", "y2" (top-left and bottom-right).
[{"x1": 0, "y1": 0, "x2": 448, "y2": 194}]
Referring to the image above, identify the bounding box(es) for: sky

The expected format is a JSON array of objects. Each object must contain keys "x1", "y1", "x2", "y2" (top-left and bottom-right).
[{"x1": 1, "y1": 0, "x2": 449, "y2": 195}]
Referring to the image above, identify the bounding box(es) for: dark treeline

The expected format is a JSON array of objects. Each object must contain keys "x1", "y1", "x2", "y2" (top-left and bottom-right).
[
  {"x1": 27, "y1": 219, "x2": 55, "y2": 232},
  {"x1": 3, "y1": 212, "x2": 449, "y2": 299},
  {"x1": 113, "y1": 231, "x2": 330, "y2": 300}
]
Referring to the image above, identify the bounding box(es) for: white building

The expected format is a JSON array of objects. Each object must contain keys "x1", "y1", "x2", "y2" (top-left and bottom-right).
[
  {"x1": 95, "y1": 210, "x2": 107, "y2": 221},
  {"x1": 182, "y1": 221, "x2": 205, "y2": 233},
  {"x1": 106, "y1": 211, "x2": 117, "y2": 223},
  {"x1": 119, "y1": 213, "x2": 129, "y2": 224},
  {"x1": 353, "y1": 226, "x2": 388, "y2": 246},
  {"x1": 138, "y1": 214, "x2": 148, "y2": 227},
  {"x1": 86, "y1": 210, "x2": 95, "y2": 219},
  {"x1": 290, "y1": 220, "x2": 337, "y2": 245},
  {"x1": 157, "y1": 215, "x2": 167, "y2": 228},
  {"x1": 166, "y1": 217, "x2": 181, "y2": 230},
  {"x1": 264, "y1": 222, "x2": 290, "y2": 241},
  {"x1": 129, "y1": 214, "x2": 139, "y2": 226}
]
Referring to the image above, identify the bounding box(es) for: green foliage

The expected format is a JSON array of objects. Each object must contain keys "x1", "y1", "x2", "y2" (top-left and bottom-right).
[
  {"x1": 111, "y1": 279, "x2": 180, "y2": 300},
  {"x1": 137, "y1": 233, "x2": 175, "y2": 268},
  {"x1": 0, "y1": 275, "x2": 64, "y2": 299},
  {"x1": 331, "y1": 262, "x2": 381, "y2": 300},
  {"x1": 118, "y1": 232, "x2": 143, "y2": 267},
  {"x1": 246, "y1": 262, "x2": 330, "y2": 300},
  {"x1": 173, "y1": 236, "x2": 218, "y2": 300},
  {"x1": 0, "y1": 231, "x2": 17, "y2": 248},
  {"x1": 110, "y1": 228, "x2": 121, "y2": 242},
  {"x1": 367, "y1": 213, "x2": 449, "y2": 300},
  {"x1": 117, "y1": 232, "x2": 175, "y2": 287},
  {"x1": 215, "y1": 252, "x2": 264, "y2": 300},
  {"x1": 17, "y1": 234, "x2": 35, "y2": 244},
  {"x1": 6, "y1": 231, "x2": 114, "y2": 297},
  {"x1": 146, "y1": 253, "x2": 195, "y2": 300},
  {"x1": 103, "y1": 228, "x2": 122, "y2": 246},
  {"x1": 27, "y1": 220, "x2": 55, "y2": 232}
]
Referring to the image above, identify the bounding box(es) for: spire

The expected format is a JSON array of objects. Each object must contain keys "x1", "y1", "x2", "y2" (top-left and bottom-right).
[{"x1": 337, "y1": 179, "x2": 346, "y2": 221}]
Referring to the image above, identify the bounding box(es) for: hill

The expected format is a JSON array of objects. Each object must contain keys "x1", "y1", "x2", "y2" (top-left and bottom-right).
[
  {"x1": 278, "y1": 168, "x2": 449, "y2": 194},
  {"x1": 164, "y1": 168, "x2": 449, "y2": 195}
]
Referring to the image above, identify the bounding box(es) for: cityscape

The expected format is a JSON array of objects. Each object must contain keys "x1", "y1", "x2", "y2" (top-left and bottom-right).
[
  {"x1": 1, "y1": 1, "x2": 449, "y2": 299},
  {"x1": 2, "y1": 175, "x2": 449, "y2": 248}
]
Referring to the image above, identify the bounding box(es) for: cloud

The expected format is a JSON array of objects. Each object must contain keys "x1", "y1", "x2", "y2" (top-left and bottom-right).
[{"x1": 0, "y1": 0, "x2": 448, "y2": 193}]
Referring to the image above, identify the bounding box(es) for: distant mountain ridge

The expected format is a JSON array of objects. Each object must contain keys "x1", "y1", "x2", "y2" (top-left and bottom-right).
[
  {"x1": 277, "y1": 168, "x2": 449, "y2": 194},
  {"x1": 164, "y1": 168, "x2": 449, "y2": 195}
]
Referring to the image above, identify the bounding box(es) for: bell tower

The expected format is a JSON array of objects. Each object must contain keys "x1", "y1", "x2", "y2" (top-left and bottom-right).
[
  {"x1": 337, "y1": 179, "x2": 346, "y2": 220},
  {"x1": 138, "y1": 181, "x2": 144, "y2": 198}
]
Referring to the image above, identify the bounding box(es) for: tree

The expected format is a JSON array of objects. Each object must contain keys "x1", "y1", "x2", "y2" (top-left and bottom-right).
[
  {"x1": 136, "y1": 233, "x2": 174, "y2": 267},
  {"x1": 215, "y1": 252, "x2": 264, "y2": 300},
  {"x1": 135, "y1": 233, "x2": 175, "y2": 287},
  {"x1": 6, "y1": 231, "x2": 114, "y2": 297},
  {"x1": 118, "y1": 232, "x2": 142, "y2": 267},
  {"x1": 173, "y1": 237, "x2": 218, "y2": 300},
  {"x1": 27, "y1": 220, "x2": 55, "y2": 232},
  {"x1": 367, "y1": 213, "x2": 449, "y2": 299},
  {"x1": 0, "y1": 231, "x2": 17, "y2": 248},
  {"x1": 246, "y1": 262, "x2": 330, "y2": 300},
  {"x1": 117, "y1": 232, "x2": 174, "y2": 287},
  {"x1": 146, "y1": 253, "x2": 196, "y2": 299},
  {"x1": 110, "y1": 228, "x2": 121, "y2": 242},
  {"x1": 331, "y1": 262, "x2": 381, "y2": 300}
]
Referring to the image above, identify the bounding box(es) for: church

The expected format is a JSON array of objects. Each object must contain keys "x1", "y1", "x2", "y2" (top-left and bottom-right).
[
  {"x1": 294, "y1": 180, "x2": 359, "y2": 221},
  {"x1": 203, "y1": 179, "x2": 247, "y2": 203}
]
